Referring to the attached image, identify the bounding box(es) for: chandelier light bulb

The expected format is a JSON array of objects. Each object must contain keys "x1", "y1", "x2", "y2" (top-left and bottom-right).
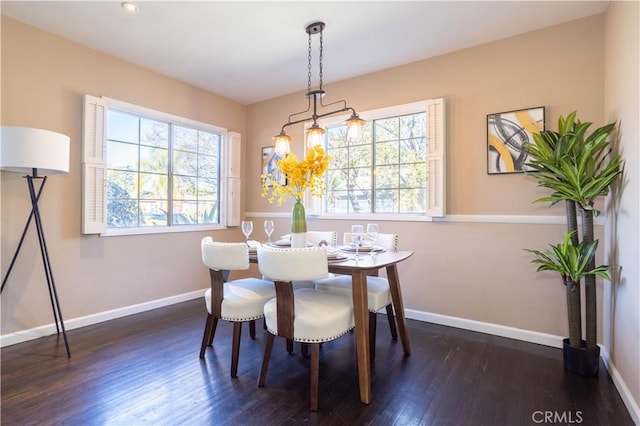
[
  {"x1": 121, "y1": 2, "x2": 139, "y2": 12},
  {"x1": 273, "y1": 132, "x2": 291, "y2": 156},
  {"x1": 345, "y1": 114, "x2": 366, "y2": 144},
  {"x1": 346, "y1": 125, "x2": 362, "y2": 144},
  {"x1": 306, "y1": 124, "x2": 326, "y2": 148}
]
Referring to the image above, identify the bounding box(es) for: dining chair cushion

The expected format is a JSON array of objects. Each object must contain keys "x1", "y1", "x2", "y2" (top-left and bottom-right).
[
  {"x1": 263, "y1": 288, "x2": 354, "y2": 343},
  {"x1": 314, "y1": 275, "x2": 392, "y2": 313},
  {"x1": 204, "y1": 277, "x2": 275, "y2": 321}
]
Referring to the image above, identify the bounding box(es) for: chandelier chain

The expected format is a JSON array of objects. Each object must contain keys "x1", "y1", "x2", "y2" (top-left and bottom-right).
[
  {"x1": 307, "y1": 31, "x2": 312, "y2": 93},
  {"x1": 319, "y1": 30, "x2": 323, "y2": 91}
]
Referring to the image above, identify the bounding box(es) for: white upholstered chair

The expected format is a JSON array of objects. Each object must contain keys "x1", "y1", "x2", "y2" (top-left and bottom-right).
[
  {"x1": 199, "y1": 237, "x2": 275, "y2": 378},
  {"x1": 256, "y1": 246, "x2": 354, "y2": 411},
  {"x1": 282, "y1": 231, "x2": 338, "y2": 291},
  {"x1": 306, "y1": 230, "x2": 337, "y2": 247},
  {"x1": 314, "y1": 232, "x2": 399, "y2": 361}
]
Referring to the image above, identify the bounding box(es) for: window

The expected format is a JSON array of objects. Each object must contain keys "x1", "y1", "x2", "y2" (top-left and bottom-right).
[
  {"x1": 319, "y1": 98, "x2": 445, "y2": 218},
  {"x1": 82, "y1": 95, "x2": 241, "y2": 235}
]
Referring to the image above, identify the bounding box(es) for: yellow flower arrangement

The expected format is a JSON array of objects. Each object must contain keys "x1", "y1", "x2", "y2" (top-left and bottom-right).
[{"x1": 261, "y1": 145, "x2": 331, "y2": 206}]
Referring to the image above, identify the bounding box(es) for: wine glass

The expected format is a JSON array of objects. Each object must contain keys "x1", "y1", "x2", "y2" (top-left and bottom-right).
[
  {"x1": 241, "y1": 220, "x2": 253, "y2": 243},
  {"x1": 264, "y1": 220, "x2": 274, "y2": 244},
  {"x1": 351, "y1": 224, "x2": 364, "y2": 260},
  {"x1": 366, "y1": 223, "x2": 379, "y2": 256}
]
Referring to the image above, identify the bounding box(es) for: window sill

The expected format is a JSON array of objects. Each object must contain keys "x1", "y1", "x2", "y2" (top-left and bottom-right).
[
  {"x1": 314, "y1": 213, "x2": 434, "y2": 222},
  {"x1": 101, "y1": 224, "x2": 227, "y2": 237}
]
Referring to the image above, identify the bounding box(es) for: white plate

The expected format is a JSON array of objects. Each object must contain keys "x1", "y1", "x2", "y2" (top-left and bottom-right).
[
  {"x1": 269, "y1": 240, "x2": 314, "y2": 248},
  {"x1": 340, "y1": 244, "x2": 384, "y2": 253},
  {"x1": 327, "y1": 253, "x2": 348, "y2": 262}
]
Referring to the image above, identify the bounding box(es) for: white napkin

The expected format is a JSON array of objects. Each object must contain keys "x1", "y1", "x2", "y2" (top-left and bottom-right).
[{"x1": 326, "y1": 246, "x2": 340, "y2": 256}]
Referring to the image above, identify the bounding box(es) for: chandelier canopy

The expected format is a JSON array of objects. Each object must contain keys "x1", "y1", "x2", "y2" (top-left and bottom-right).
[{"x1": 273, "y1": 21, "x2": 365, "y2": 156}]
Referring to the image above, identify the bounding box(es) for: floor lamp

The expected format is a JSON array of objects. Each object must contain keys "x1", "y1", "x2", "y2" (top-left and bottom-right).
[{"x1": 1, "y1": 126, "x2": 72, "y2": 358}]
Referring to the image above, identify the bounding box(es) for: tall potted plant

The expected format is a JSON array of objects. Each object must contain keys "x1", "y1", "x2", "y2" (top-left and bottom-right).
[{"x1": 524, "y1": 112, "x2": 624, "y2": 376}]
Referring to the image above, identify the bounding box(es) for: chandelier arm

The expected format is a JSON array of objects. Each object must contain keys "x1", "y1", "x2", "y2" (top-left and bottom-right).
[
  {"x1": 281, "y1": 106, "x2": 358, "y2": 132},
  {"x1": 285, "y1": 97, "x2": 312, "y2": 125},
  {"x1": 315, "y1": 107, "x2": 352, "y2": 121},
  {"x1": 280, "y1": 116, "x2": 316, "y2": 132},
  {"x1": 319, "y1": 97, "x2": 348, "y2": 110}
]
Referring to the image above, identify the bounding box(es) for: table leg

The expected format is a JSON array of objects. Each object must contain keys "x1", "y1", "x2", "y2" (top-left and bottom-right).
[
  {"x1": 351, "y1": 270, "x2": 371, "y2": 404},
  {"x1": 387, "y1": 264, "x2": 411, "y2": 355}
]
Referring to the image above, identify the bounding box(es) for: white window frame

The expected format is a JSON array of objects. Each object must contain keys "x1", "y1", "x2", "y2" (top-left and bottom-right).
[
  {"x1": 307, "y1": 98, "x2": 445, "y2": 221},
  {"x1": 82, "y1": 95, "x2": 241, "y2": 236}
]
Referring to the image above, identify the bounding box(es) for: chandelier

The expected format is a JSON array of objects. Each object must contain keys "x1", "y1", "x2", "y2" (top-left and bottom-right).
[{"x1": 273, "y1": 21, "x2": 365, "y2": 156}]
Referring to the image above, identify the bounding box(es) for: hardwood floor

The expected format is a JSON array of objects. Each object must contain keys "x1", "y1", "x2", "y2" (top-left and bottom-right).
[{"x1": 1, "y1": 299, "x2": 633, "y2": 425}]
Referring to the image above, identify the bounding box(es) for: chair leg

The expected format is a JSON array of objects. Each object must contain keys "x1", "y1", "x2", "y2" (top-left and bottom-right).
[
  {"x1": 386, "y1": 304, "x2": 398, "y2": 340},
  {"x1": 369, "y1": 312, "x2": 377, "y2": 362},
  {"x1": 209, "y1": 316, "x2": 218, "y2": 346},
  {"x1": 310, "y1": 343, "x2": 320, "y2": 411},
  {"x1": 200, "y1": 314, "x2": 214, "y2": 359},
  {"x1": 286, "y1": 339, "x2": 293, "y2": 354},
  {"x1": 301, "y1": 342, "x2": 309, "y2": 357},
  {"x1": 258, "y1": 333, "x2": 275, "y2": 387},
  {"x1": 249, "y1": 319, "x2": 256, "y2": 339},
  {"x1": 230, "y1": 322, "x2": 242, "y2": 378}
]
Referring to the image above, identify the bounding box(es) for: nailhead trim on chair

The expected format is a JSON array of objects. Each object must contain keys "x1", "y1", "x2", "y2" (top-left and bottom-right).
[
  {"x1": 265, "y1": 327, "x2": 354, "y2": 343},
  {"x1": 222, "y1": 314, "x2": 265, "y2": 322}
]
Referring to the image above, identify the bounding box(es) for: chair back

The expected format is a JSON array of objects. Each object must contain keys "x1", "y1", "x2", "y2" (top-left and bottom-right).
[
  {"x1": 257, "y1": 246, "x2": 328, "y2": 282},
  {"x1": 375, "y1": 233, "x2": 398, "y2": 251},
  {"x1": 201, "y1": 237, "x2": 249, "y2": 271},
  {"x1": 307, "y1": 231, "x2": 337, "y2": 247}
]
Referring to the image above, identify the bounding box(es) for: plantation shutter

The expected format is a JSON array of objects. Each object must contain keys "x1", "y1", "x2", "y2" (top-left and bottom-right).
[
  {"x1": 425, "y1": 98, "x2": 446, "y2": 218},
  {"x1": 225, "y1": 131, "x2": 241, "y2": 226},
  {"x1": 82, "y1": 95, "x2": 107, "y2": 234}
]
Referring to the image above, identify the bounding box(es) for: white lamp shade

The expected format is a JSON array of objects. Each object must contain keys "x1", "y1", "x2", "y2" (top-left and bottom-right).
[{"x1": 1, "y1": 126, "x2": 70, "y2": 174}]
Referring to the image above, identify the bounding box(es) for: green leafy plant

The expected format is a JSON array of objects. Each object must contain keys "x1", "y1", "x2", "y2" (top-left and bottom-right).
[
  {"x1": 525, "y1": 232, "x2": 610, "y2": 348},
  {"x1": 524, "y1": 112, "x2": 624, "y2": 350}
]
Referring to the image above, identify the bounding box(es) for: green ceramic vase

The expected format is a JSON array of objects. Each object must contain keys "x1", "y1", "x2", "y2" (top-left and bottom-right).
[{"x1": 291, "y1": 198, "x2": 307, "y2": 248}]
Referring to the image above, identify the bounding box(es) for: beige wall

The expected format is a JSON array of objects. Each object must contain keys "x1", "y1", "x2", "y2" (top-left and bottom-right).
[
  {"x1": 246, "y1": 14, "x2": 607, "y2": 338},
  {"x1": 604, "y1": 0, "x2": 640, "y2": 416},
  {"x1": 1, "y1": 16, "x2": 246, "y2": 331},
  {"x1": 2, "y1": 9, "x2": 638, "y2": 420}
]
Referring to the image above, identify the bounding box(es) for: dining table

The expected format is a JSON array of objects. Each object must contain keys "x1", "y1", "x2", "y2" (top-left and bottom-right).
[{"x1": 251, "y1": 245, "x2": 414, "y2": 404}]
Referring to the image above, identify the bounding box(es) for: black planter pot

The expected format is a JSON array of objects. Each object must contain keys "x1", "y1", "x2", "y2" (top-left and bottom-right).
[{"x1": 563, "y1": 338, "x2": 600, "y2": 377}]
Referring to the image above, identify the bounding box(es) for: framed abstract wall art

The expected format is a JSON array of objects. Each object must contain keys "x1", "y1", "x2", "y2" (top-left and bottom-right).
[
  {"x1": 261, "y1": 146, "x2": 286, "y2": 186},
  {"x1": 487, "y1": 106, "x2": 545, "y2": 174}
]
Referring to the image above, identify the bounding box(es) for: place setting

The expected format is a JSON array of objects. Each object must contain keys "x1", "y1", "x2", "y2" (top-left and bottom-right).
[
  {"x1": 326, "y1": 246, "x2": 349, "y2": 262},
  {"x1": 339, "y1": 224, "x2": 385, "y2": 257}
]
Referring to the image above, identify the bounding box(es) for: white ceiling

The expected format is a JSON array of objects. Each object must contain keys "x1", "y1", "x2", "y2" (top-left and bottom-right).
[{"x1": 1, "y1": 1, "x2": 609, "y2": 105}]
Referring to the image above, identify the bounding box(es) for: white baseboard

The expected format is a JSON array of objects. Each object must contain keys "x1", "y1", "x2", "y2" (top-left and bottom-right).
[
  {"x1": 3, "y1": 295, "x2": 637, "y2": 424},
  {"x1": 600, "y1": 347, "x2": 640, "y2": 425},
  {"x1": 404, "y1": 308, "x2": 565, "y2": 348},
  {"x1": 0, "y1": 289, "x2": 205, "y2": 348}
]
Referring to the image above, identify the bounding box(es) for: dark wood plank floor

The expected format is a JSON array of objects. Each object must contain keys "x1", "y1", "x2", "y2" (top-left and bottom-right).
[{"x1": 1, "y1": 299, "x2": 633, "y2": 425}]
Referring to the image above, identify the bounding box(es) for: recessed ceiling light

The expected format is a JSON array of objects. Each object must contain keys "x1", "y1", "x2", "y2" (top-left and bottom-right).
[{"x1": 122, "y1": 2, "x2": 138, "y2": 13}]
